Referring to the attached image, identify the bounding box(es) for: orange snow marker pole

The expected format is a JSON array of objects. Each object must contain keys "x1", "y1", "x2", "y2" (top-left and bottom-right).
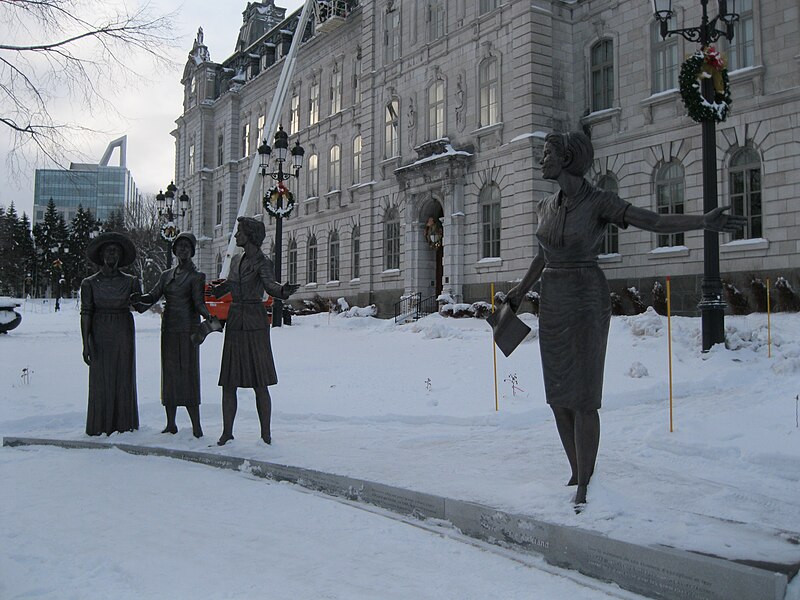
[
  {"x1": 766, "y1": 278, "x2": 772, "y2": 358},
  {"x1": 491, "y1": 283, "x2": 499, "y2": 412},
  {"x1": 667, "y1": 276, "x2": 674, "y2": 433}
]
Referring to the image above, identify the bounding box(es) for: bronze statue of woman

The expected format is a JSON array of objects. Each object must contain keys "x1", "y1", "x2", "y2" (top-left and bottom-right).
[
  {"x1": 81, "y1": 232, "x2": 142, "y2": 436},
  {"x1": 506, "y1": 131, "x2": 745, "y2": 507},
  {"x1": 132, "y1": 232, "x2": 215, "y2": 437},
  {"x1": 211, "y1": 217, "x2": 299, "y2": 446}
]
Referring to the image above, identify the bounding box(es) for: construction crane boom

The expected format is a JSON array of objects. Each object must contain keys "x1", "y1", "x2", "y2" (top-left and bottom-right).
[{"x1": 219, "y1": 0, "x2": 317, "y2": 278}]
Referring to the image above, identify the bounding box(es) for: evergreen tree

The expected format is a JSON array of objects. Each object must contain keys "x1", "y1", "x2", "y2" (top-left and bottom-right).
[
  {"x1": 0, "y1": 205, "x2": 11, "y2": 294},
  {"x1": 104, "y1": 208, "x2": 126, "y2": 233},
  {"x1": 68, "y1": 205, "x2": 99, "y2": 287},
  {"x1": 17, "y1": 214, "x2": 36, "y2": 297},
  {"x1": 33, "y1": 199, "x2": 68, "y2": 296}
]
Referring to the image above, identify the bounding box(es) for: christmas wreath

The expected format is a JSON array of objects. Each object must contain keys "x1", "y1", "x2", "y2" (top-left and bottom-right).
[
  {"x1": 262, "y1": 184, "x2": 295, "y2": 218},
  {"x1": 679, "y1": 46, "x2": 731, "y2": 124},
  {"x1": 160, "y1": 222, "x2": 179, "y2": 242}
]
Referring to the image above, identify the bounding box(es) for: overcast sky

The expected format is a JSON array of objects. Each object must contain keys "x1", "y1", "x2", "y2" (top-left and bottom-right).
[{"x1": 0, "y1": 0, "x2": 305, "y2": 219}]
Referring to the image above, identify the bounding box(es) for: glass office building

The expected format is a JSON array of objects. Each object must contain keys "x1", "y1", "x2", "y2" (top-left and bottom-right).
[{"x1": 33, "y1": 136, "x2": 139, "y2": 225}]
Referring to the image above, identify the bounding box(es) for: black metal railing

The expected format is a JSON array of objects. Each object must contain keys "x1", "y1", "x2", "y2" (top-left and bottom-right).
[{"x1": 394, "y1": 293, "x2": 437, "y2": 323}]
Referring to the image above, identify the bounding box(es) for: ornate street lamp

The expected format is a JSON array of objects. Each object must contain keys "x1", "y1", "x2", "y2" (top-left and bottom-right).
[
  {"x1": 653, "y1": 0, "x2": 739, "y2": 351},
  {"x1": 157, "y1": 181, "x2": 190, "y2": 268},
  {"x1": 260, "y1": 126, "x2": 304, "y2": 328}
]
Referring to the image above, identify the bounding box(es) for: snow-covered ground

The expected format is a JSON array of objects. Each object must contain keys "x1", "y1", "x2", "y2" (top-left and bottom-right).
[{"x1": 2, "y1": 298, "x2": 800, "y2": 599}]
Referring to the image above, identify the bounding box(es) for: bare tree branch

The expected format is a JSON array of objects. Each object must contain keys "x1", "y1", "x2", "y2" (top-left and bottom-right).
[{"x1": 0, "y1": 0, "x2": 179, "y2": 174}]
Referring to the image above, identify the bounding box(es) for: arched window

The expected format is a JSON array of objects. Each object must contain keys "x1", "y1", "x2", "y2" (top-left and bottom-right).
[
  {"x1": 428, "y1": 80, "x2": 445, "y2": 140},
  {"x1": 590, "y1": 39, "x2": 614, "y2": 111},
  {"x1": 651, "y1": 19, "x2": 678, "y2": 93},
  {"x1": 307, "y1": 153, "x2": 318, "y2": 197},
  {"x1": 288, "y1": 239, "x2": 298, "y2": 285},
  {"x1": 352, "y1": 135, "x2": 362, "y2": 184},
  {"x1": 385, "y1": 100, "x2": 399, "y2": 158},
  {"x1": 729, "y1": 147, "x2": 762, "y2": 240},
  {"x1": 597, "y1": 174, "x2": 619, "y2": 254},
  {"x1": 384, "y1": 207, "x2": 400, "y2": 270},
  {"x1": 309, "y1": 79, "x2": 320, "y2": 126},
  {"x1": 479, "y1": 58, "x2": 499, "y2": 127},
  {"x1": 655, "y1": 161, "x2": 685, "y2": 247},
  {"x1": 307, "y1": 235, "x2": 318, "y2": 284},
  {"x1": 329, "y1": 145, "x2": 341, "y2": 191},
  {"x1": 480, "y1": 183, "x2": 501, "y2": 258},
  {"x1": 216, "y1": 190, "x2": 223, "y2": 226},
  {"x1": 351, "y1": 225, "x2": 361, "y2": 279},
  {"x1": 330, "y1": 63, "x2": 342, "y2": 114},
  {"x1": 328, "y1": 230, "x2": 340, "y2": 282},
  {"x1": 290, "y1": 91, "x2": 300, "y2": 135}
]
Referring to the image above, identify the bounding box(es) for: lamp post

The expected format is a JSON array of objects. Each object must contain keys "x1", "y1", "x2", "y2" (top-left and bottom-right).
[
  {"x1": 652, "y1": 0, "x2": 739, "y2": 351},
  {"x1": 156, "y1": 182, "x2": 190, "y2": 269},
  {"x1": 258, "y1": 126, "x2": 304, "y2": 328}
]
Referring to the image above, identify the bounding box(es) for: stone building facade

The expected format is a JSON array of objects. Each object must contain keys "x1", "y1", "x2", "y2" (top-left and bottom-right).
[{"x1": 174, "y1": 0, "x2": 800, "y2": 315}]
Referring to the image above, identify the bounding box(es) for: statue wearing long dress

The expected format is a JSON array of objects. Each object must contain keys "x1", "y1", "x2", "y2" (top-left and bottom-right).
[
  {"x1": 132, "y1": 232, "x2": 216, "y2": 438},
  {"x1": 81, "y1": 232, "x2": 142, "y2": 436},
  {"x1": 506, "y1": 132, "x2": 745, "y2": 507}
]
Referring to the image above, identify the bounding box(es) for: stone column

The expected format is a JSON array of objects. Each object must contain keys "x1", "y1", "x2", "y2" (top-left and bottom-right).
[
  {"x1": 442, "y1": 181, "x2": 465, "y2": 301},
  {"x1": 403, "y1": 193, "x2": 419, "y2": 296}
]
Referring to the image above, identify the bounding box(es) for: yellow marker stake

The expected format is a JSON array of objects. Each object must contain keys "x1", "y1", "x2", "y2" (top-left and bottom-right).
[
  {"x1": 491, "y1": 283, "x2": 499, "y2": 412},
  {"x1": 667, "y1": 276, "x2": 674, "y2": 433},
  {"x1": 767, "y1": 278, "x2": 772, "y2": 358}
]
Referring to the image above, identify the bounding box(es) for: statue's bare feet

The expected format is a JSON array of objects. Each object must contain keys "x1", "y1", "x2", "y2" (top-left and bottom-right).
[
  {"x1": 162, "y1": 424, "x2": 178, "y2": 434},
  {"x1": 261, "y1": 434, "x2": 271, "y2": 445},
  {"x1": 217, "y1": 433, "x2": 234, "y2": 446},
  {"x1": 574, "y1": 484, "x2": 588, "y2": 506},
  {"x1": 193, "y1": 426, "x2": 203, "y2": 439}
]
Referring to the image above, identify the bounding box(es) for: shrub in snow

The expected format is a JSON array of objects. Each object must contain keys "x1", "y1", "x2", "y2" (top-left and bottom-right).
[
  {"x1": 341, "y1": 304, "x2": 377, "y2": 318},
  {"x1": 610, "y1": 292, "x2": 625, "y2": 316},
  {"x1": 470, "y1": 301, "x2": 492, "y2": 319},
  {"x1": 624, "y1": 286, "x2": 647, "y2": 314},
  {"x1": 493, "y1": 290, "x2": 507, "y2": 304},
  {"x1": 775, "y1": 277, "x2": 800, "y2": 312},
  {"x1": 722, "y1": 281, "x2": 750, "y2": 315},
  {"x1": 652, "y1": 281, "x2": 668, "y2": 316},
  {"x1": 626, "y1": 361, "x2": 649, "y2": 378},
  {"x1": 440, "y1": 303, "x2": 473, "y2": 318},
  {"x1": 336, "y1": 297, "x2": 350, "y2": 312},
  {"x1": 437, "y1": 292, "x2": 456, "y2": 305},
  {"x1": 749, "y1": 277, "x2": 768, "y2": 313}
]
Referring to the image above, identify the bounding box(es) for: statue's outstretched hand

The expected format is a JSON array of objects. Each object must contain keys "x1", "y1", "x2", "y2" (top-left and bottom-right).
[
  {"x1": 281, "y1": 283, "x2": 300, "y2": 299},
  {"x1": 703, "y1": 205, "x2": 747, "y2": 233}
]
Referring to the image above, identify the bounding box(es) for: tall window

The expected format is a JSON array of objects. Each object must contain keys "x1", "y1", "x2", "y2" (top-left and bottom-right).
[
  {"x1": 384, "y1": 207, "x2": 400, "y2": 270},
  {"x1": 429, "y1": 1, "x2": 445, "y2": 41},
  {"x1": 655, "y1": 161, "x2": 685, "y2": 247},
  {"x1": 651, "y1": 19, "x2": 678, "y2": 93},
  {"x1": 480, "y1": 183, "x2": 501, "y2": 258},
  {"x1": 290, "y1": 91, "x2": 300, "y2": 134},
  {"x1": 330, "y1": 64, "x2": 342, "y2": 114},
  {"x1": 307, "y1": 235, "x2": 318, "y2": 283},
  {"x1": 307, "y1": 153, "x2": 319, "y2": 197},
  {"x1": 479, "y1": 58, "x2": 499, "y2": 127},
  {"x1": 351, "y1": 225, "x2": 361, "y2": 279},
  {"x1": 385, "y1": 7, "x2": 400, "y2": 63},
  {"x1": 216, "y1": 191, "x2": 223, "y2": 225},
  {"x1": 288, "y1": 240, "x2": 298, "y2": 284},
  {"x1": 591, "y1": 39, "x2": 614, "y2": 111},
  {"x1": 217, "y1": 134, "x2": 224, "y2": 167},
  {"x1": 242, "y1": 122, "x2": 250, "y2": 157},
  {"x1": 597, "y1": 174, "x2": 619, "y2": 254},
  {"x1": 729, "y1": 147, "x2": 762, "y2": 240},
  {"x1": 309, "y1": 79, "x2": 320, "y2": 126},
  {"x1": 385, "y1": 100, "x2": 399, "y2": 158},
  {"x1": 480, "y1": 0, "x2": 499, "y2": 14},
  {"x1": 329, "y1": 145, "x2": 341, "y2": 191},
  {"x1": 256, "y1": 115, "x2": 265, "y2": 146},
  {"x1": 726, "y1": 0, "x2": 754, "y2": 70},
  {"x1": 353, "y1": 54, "x2": 362, "y2": 104},
  {"x1": 352, "y1": 135, "x2": 362, "y2": 183},
  {"x1": 188, "y1": 142, "x2": 195, "y2": 173},
  {"x1": 428, "y1": 80, "x2": 445, "y2": 140},
  {"x1": 328, "y1": 230, "x2": 340, "y2": 281}
]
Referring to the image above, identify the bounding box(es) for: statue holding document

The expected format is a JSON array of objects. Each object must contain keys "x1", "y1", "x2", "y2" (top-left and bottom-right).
[{"x1": 497, "y1": 131, "x2": 744, "y2": 507}]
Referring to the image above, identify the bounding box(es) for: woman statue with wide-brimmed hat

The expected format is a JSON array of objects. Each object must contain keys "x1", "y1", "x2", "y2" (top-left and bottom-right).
[
  {"x1": 131, "y1": 232, "x2": 218, "y2": 437},
  {"x1": 81, "y1": 231, "x2": 142, "y2": 436}
]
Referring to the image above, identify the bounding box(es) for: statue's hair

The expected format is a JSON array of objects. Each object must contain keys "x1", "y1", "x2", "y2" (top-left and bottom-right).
[
  {"x1": 544, "y1": 131, "x2": 594, "y2": 176},
  {"x1": 237, "y1": 216, "x2": 266, "y2": 246}
]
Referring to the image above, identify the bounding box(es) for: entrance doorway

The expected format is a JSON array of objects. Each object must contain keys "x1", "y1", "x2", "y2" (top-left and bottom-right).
[{"x1": 420, "y1": 200, "x2": 444, "y2": 298}]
